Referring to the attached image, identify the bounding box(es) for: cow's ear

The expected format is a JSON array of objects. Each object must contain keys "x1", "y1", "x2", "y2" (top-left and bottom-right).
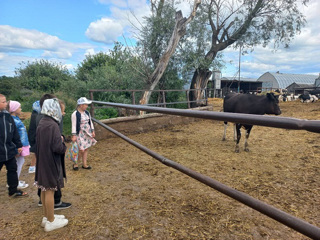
[{"x1": 267, "y1": 92, "x2": 275, "y2": 100}]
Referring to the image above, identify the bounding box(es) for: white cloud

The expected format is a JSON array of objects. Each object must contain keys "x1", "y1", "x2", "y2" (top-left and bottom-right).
[
  {"x1": 221, "y1": 0, "x2": 320, "y2": 78},
  {"x1": 98, "y1": 0, "x2": 127, "y2": 8},
  {"x1": 85, "y1": 48, "x2": 96, "y2": 56},
  {"x1": 0, "y1": 25, "x2": 91, "y2": 59},
  {"x1": 85, "y1": 18, "x2": 124, "y2": 44},
  {"x1": 90, "y1": 0, "x2": 150, "y2": 42}
]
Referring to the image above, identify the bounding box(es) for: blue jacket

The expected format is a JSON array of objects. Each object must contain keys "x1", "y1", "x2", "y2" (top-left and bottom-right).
[
  {"x1": 0, "y1": 111, "x2": 22, "y2": 162},
  {"x1": 12, "y1": 116, "x2": 29, "y2": 146}
]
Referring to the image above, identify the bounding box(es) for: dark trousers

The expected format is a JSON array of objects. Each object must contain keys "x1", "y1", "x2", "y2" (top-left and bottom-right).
[
  {"x1": 37, "y1": 188, "x2": 62, "y2": 205},
  {"x1": 0, "y1": 157, "x2": 18, "y2": 195}
]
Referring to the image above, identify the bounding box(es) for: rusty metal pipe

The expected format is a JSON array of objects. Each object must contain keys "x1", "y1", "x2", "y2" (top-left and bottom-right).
[
  {"x1": 92, "y1": 101, "x2": 320, "y2": 133},
  {"x1": 93, "y1": 118, "x2": 320, "y2": 239}
]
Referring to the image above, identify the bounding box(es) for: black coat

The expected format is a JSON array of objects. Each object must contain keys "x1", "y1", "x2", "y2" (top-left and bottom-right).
[
  {"x1": 28, "y1": 110, "x2": 38, "y2": 152},
  {"x1": 0, "y1": 111, "x2": 22, "y2": 162}
]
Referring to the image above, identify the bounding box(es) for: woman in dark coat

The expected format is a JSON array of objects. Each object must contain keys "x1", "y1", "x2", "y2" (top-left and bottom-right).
[{"x1": 35, "y1": 98, "x2": 68, "y2": 232}]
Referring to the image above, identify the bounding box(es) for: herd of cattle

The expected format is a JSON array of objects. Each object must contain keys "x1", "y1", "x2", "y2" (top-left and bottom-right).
[{"x1": 276, "y1": 89, "x2": 320, "y2": 103}]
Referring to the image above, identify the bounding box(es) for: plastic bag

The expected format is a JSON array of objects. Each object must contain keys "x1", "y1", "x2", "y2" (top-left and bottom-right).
[
  {"x1": 20, "y1": 146, "x2": 30, "y2": 157},
  {"x1": 65, "y1": 142, "x2": 79, "y2": 164}
]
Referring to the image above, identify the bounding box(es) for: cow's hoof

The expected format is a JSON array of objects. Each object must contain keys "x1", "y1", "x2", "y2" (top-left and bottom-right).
[
  {"x1": 235, "y1": 148, "x2": 240, "y2": 153},
  {"x1": 222, "y1": 138, "x2": 226, "y2": 141},
  {"x1": 244, "y1": 148, "x2": 250, "y2": 152}
]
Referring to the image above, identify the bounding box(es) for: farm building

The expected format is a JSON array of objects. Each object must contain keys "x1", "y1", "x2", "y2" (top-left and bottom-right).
[
  {"x1": 257, "y1": 71, "x2": 318, "y2": 90},
  {"x1": 208, "y1": 76, "x2": 262, "y2": 97},
  {"x1": 208, "y1": 71, "x2": 319, "y2": 97},
  {"x1": 286, "y1": 82, "x2": 314, "y2": 94}
]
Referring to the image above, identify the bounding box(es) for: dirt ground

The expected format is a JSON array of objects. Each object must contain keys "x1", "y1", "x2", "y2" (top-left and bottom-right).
[{"x1": 0, "y1": 99, "x2": 319, "y2": 240}]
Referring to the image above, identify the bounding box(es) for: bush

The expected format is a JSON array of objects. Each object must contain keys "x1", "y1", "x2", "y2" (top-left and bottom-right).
[{"x1": 94, "y1": 107, "x2": 118, "y2": 120}]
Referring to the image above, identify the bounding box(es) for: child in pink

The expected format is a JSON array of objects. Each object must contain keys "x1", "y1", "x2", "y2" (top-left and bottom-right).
[{"x1": 9, "y1": 101, "x2": 29, "y2": 189}]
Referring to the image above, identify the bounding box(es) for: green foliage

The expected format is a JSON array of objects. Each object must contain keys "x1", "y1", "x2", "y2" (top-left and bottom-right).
[
  {"x1": 94, "y1": 107, "x2": 118, "y2": 120},
  {"x1": 0, "y1": 76, "x2": 22, "y2": 98},
  {"x1": 75, "y1": 42, "x2": 147, "y2": 103},
  {"x1": 139, "y1": 1, "x2": 176, "y2": 67},
  {"x1": 15, "y1": 59, "x2": 75, "y2": 93},
  {"x1": 75, "y1": 52, "x2": 112, "y2": 82}
]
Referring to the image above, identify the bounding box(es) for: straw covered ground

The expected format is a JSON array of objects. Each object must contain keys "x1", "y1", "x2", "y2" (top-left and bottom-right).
[{"x1": 0, "y1": 99, "x2": 319, "y2": 239}]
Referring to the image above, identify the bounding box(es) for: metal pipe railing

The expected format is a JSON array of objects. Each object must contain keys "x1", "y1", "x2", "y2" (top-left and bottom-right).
[
  {"x1": 93, "y1": 118, "x2": 320, "y2": 239},
  {"x1": 92, "y1": 101, "x2": 320, "y2": 133}
]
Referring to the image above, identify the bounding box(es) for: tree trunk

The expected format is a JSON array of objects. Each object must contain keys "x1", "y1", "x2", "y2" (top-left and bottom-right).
[
  {"x1": 139, "y1": 0, "x2": 201, "y2": 113},
  {"x1": 189, "y1": 69, "x2": 212, "y2": 108}
]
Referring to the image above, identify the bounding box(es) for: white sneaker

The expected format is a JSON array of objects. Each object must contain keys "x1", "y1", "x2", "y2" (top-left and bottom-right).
[
  {"x1": 41, "y1": 215, "x2": 66, "y2": 227},
  {"x1": 28, "y1": 166, "x2": 36, "y2": 173},
  {"x1": 17, "y1": 181, "x2": 28, "y2": 189},
  {"x1": 44, "y1": 217, "x2": 68, "y2": 232}
]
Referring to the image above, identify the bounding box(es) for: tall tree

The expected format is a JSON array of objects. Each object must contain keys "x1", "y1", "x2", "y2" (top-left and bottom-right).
[
  {"x1": 138, "y1": 0, "x2": 201, "y2": 106},
  {"x1": 188, "y1": 0, "x2": 309, "y2": 107}
]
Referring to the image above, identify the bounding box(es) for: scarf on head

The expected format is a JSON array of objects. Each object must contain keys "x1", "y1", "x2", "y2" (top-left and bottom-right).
[{"x1": 41, "y1": 98, "x2": 62, "y2": 123}]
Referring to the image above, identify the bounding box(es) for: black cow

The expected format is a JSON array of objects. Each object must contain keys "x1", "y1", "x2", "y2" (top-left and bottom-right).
[
  {"x1": 222, "y1": 92, "x2": 281, "y2": 153},
  {"x1": 298, "y1": 94, "x2": 311, "y2": 103}
]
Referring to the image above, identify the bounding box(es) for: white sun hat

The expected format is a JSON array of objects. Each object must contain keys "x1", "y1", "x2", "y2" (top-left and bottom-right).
[{"x1": 77, "y1": 97, "x2": 92, "y2": 105}]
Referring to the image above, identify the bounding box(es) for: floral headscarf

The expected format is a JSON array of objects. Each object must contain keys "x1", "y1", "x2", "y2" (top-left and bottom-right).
[
  {"x1": 41, "y1": 98, "x2": 62, "y2": 123},
  {"x1": 32, "y1": 100, "x2": 41, "y2": 113}
]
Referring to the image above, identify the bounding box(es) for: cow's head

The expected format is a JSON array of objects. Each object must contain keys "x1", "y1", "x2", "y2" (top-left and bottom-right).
[{"x1": 266, "y1": 93, "x2": 281, "y2": 115}]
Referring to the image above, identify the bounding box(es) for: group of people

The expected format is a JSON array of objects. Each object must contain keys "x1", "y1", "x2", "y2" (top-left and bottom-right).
[{"x1": 0, "y1": 93, "x2": 97, "y2": 232}]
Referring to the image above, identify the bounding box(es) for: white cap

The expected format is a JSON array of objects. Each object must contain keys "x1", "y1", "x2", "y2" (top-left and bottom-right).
[{"x1": 77, "y1": 97, "x2": 92, "y2": 105}]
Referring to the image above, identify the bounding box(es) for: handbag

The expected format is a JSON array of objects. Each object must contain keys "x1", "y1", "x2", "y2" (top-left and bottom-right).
[{"x1": 65, "y1": 142, "x2": 79, "y2": 164}]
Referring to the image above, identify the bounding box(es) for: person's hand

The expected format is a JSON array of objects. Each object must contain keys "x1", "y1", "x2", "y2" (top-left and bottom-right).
[
  {"x1": 72, "y1": 135, "x2": 77, "y2": 142},
  {"x1": 17, "y1": 148, "x2": 22, "y2": 154},
  {"x1": 92, "y1": 131, "x2": 95, "y2": 138},
  {"x1": 61, "y1": 136, "x2": 64, "y2": 142}
]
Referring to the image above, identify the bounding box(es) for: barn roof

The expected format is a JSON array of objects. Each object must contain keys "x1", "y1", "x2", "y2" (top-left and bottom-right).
[
  {"x1": 257, "y1": 72, "x2": 317, "y2": 89},
  {"x1": 221, "y1": 77, "x2": 258, "y2": 82},
  {"x1": 288, "y1": 82, "x2": 314, "y2": 88}
]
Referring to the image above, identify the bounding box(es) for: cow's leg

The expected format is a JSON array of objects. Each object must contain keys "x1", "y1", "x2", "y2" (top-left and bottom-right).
[
  {"x1": 222, "y1": 122, "x2": 227, "y2": 141},
  {"x1": 244, "y1": 125, "x2": 253, "y2": 152},
  {"x1": 233, "y1": 123, "x2": 237, "y2": 141},
  {"x1": 235, "y1": 123, "x2": 241, "y2": 153}
]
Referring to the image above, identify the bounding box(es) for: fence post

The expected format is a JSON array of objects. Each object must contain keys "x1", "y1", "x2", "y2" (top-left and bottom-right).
[
  {"x1": 162, "y1": 91, "x2": 166, "y2": 108},
  {"x1": 186, "y1": 90, "x2": 190, "y2": 109},
  {"x1": 89, "y1": 91, "x2": 94, "y2": 117},
  {"x1": 132, "y1": 91, "x2": 135, "y2": 105}
]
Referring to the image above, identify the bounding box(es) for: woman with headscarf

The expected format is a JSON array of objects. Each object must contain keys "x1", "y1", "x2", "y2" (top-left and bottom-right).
[{"x1": 35, "y1": 98, "x2": 68, "y2": 232}]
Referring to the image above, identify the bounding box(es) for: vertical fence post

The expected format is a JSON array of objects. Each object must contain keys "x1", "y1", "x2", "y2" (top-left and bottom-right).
[
  {"x1": 186, "y1": 90, "x2": 190, "y2": 109},
  {"x1": 205, "y1": 88, "x2": 208, "y2": 106},
  {"x1": 89, "y1": 90, "x2": 94, "y2": 117},
  {"x1": 132, "y1": 91, "x2": 135, "y2": 105},
  {"x1": 162, "y1": 91, "x2": 166, "y2": 108}
]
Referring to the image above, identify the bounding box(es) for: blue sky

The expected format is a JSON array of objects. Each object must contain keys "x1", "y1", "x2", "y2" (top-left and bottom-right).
[{"x1": 0, "y1": 0, "x2": 319, "y2": 80}]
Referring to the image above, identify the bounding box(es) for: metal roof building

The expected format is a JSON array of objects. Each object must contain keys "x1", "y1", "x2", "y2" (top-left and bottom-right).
[{"x1": 257, "y1": 72, "x2": 318, "y2": 90}]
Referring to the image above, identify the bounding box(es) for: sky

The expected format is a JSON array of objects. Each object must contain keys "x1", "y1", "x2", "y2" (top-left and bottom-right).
[{"x1": 0, "y1": 0, "x2": 319, "y2": 80}]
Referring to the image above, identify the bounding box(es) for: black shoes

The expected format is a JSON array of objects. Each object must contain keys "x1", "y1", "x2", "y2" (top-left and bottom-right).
[
  {"x1": 54, "y1": 202, "x2": 72, "y2": 210},
  {"x1": 82, "y1": 165, "x2": 92, "y2": 170},
  {"x1": 38, "y1": 201, "x2": 72, "y2": 210}
]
